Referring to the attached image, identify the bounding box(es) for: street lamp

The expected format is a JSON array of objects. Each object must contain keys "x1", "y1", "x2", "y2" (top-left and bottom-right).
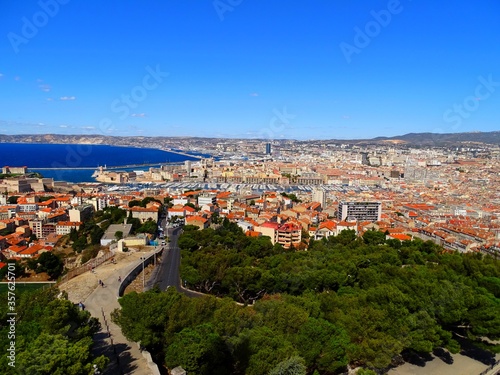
[{"x1": 140, "y1": 256, "x2": 145, "y2": 290}]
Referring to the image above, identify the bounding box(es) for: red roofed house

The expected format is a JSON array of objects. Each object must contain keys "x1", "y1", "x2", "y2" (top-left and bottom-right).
[
  {"x1": 387, "y1": 233, "x2": 412, "y2": 241},
  {"x1": 246, "y1": 230, "x2": 262, "y2": 237},
  {"x1": 185, "y1": 215, "x2": 209, "y2": 230},
  {"x1": 314, "y1": 220, "x2": 337, "y2": 240},
  {"x1": 18, "y1": 244, "x2": 49, "y2": 259},
  {"x1": 5, "y1": 245, "x2": 28, "y2": 259}
]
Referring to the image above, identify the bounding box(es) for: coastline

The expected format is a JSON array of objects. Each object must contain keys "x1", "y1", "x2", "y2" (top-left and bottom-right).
[
  {"x1": 0, "y1": 143, "x2": 206, "y2": 183},
  {"x1": 0, "y1": 141, "x2": 204, "y2": 158}
]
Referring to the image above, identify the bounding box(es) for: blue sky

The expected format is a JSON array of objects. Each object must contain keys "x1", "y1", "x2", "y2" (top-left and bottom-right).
[{"x1": 1, "y1": 0, "x2": 499, "y2": 140}]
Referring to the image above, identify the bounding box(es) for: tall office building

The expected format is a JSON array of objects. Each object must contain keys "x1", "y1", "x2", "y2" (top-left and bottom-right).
[
  {"x1": 265, "y1": 143, "x2": 271, "y2": 155},
  {"x1": 337, "y1": 201, "x2": 381, "y2": 222}
]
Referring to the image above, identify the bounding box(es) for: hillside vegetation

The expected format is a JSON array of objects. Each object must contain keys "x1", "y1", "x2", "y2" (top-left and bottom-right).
[
  {"x1": 113, "y1": 222, "x2": 500, "y2": 374},
  {"x1": 0, "y1": 288, "x2": 108, "y2": 374}
]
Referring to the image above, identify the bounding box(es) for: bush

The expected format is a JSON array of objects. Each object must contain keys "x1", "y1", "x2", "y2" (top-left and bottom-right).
[{"x1": 81, "y1": 246, "x2": 101, "y2": 264}]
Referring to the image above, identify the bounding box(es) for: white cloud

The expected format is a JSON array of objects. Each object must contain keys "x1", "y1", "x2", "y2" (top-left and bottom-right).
[
  {"x1": 81, "y1": 126, "x2": 95, "y2": 130},
  {"x1": 249, "y1": 93, "x2": 259, "y2": 97},
  {"x1": 60, "y1": 96, "x2": 76, "y2": 101},
  {"x1": 14, "y1": 76, "x2": 20, "y2": 81},
  {"x1": 131, "y1": 113, "x2": 147, "y2": 117},
  {"x1": 39, "y1": 84, "x2": 51, "y2": 92},
  {"x1": 46, "y1": 98, "x2": 54, "y2": 101}
]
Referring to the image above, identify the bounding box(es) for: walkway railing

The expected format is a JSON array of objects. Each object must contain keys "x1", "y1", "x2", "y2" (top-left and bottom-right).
[
  {"x1": 58, "y1": 251, "x2": 115, "y2": 286},
  {"x1": 117, "y1": 247, "x2": 164, "y2": 297},
  {"x1": 478, "y1": 359, "x2": 500, "y2": 375}
]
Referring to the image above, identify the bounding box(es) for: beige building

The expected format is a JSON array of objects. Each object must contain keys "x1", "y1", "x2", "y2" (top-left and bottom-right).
[
  {"x1": 29, "y1": 219, "x2": 44, "y2": 239},
  {"x1": 56, "y1": 221, "x2": 82, "y2": 235},
  {"x1": 2, "y1": 166, "x2": 27, "y2": 174},
  {"x1": 129, "y1": 206, "x2": 159, "y2": 223}
]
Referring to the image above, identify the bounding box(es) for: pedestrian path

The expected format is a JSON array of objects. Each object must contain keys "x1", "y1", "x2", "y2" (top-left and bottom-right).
[{"x1": 84, "y1": 258, "x2": 153, "y2": 375}]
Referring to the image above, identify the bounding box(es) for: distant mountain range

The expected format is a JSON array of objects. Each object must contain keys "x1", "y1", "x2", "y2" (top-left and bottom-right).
[
  {"x1": 0, "y1": 131, "x2": 499, "y2": 147},
  {"x1": 367, "y1": 131, "x2": 500, "y2": 146}
]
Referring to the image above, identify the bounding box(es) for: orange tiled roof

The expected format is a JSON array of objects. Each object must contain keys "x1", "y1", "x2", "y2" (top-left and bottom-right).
[
  {"x1": 389, "y1": 233, "x2": 412, "y2": 241},
  {"x1": 246, "y1": 230, "x2": 262, "y2": 237}
]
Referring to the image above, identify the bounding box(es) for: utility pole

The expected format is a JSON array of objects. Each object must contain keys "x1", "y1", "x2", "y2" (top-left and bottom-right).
[{"x1": 140, "y1": 256, "x2": 145, "y2": 290}]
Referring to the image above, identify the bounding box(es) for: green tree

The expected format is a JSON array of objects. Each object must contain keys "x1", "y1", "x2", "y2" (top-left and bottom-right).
[
  {"x1": 72, "y1": 236, "x2": 87, "y2": 253},
  {"x1": 0, "y1": 288, "x2": 107, "y2": 374},
  {"x1": 137, "y1": 220, "x2": 157, "y2": 234},
  {"x1": 69, "y1": 227, "x2": 78, "y2": 242},
  {"x1": 112, "y1": 289, "x2": 182, "y2": 351},
  {"x1": 31, "y1": 252, "x2": 64, "y2": 280},
  {"x1": 295, "y1": 318, "x2": 349, "y2": 373},
  {"x1": 362, "y1": 229, "x2": 386, "y2": 245},
  {"x1": 141, "y1": 197, "x2": 161, "y2": 207},
  {"x1": 234, "y1": 327, "x2": 298, "y2": 375},
  {"x1": 7, "y1": 196, "x2": 19, "y2": 204},
  {"x1": 114, "y1": 230, "x2": 123, "y2": 240},
  {"x1": 164, "y1": 324, "x2": 231, "y2": 375},
  {"x1": 90, "y1": 225, "x2": 104, "y2": 245},
  {"x1": 269, "y1": 356, "x2": 307, "y2": 375},
  {"x1": 332, "y1": 229, "x2": 357, "y2": 245},
  {"x1": 128, "y1": 200, "x2": 141, "y2": 208},
  {"x1": 0, "y1": 261, "x2": 25, "y2": 280}
]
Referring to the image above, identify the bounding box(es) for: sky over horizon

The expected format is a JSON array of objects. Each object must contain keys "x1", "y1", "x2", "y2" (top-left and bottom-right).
[{"x1": 1, "y1": 0, "x2": 499, "y2": 140}]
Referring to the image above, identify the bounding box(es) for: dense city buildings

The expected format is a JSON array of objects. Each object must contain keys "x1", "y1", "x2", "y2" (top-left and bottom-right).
[
  {"x1": 0, "y1": 135, "x2": 499, "y2": 260},
  {"x1": 0, "y1": 136, "x2": 499, "y2": 262}
]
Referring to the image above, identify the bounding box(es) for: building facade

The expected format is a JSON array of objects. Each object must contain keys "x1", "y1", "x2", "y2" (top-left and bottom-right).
[{"x1": 337, "y1": 201, "x2": 381, "y2": 222}]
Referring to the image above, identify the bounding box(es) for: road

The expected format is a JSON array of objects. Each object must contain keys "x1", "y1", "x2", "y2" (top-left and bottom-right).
[
  {"x1": 147, "y1": 222, "x2": 203, "y2": 298},
  {"x1": 155, "y1": 226, "x2": 182, "y2": 291}
]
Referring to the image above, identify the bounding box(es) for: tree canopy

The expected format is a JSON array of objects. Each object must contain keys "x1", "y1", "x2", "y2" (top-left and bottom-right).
[
  {"x1": 114, "y1": 225, "x2": 500, "y2": 373},
  {"x1": 27, "y1": 252, "x2": 64, "y2": 280},
  {"x1": 0, "y1": 288, "x2": 108, "y2": 374}
]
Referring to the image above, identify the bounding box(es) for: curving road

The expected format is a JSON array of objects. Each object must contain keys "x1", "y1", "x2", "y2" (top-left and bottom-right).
[{"x1": 147, "y1": 226, "x2": 203, "y2": 298}]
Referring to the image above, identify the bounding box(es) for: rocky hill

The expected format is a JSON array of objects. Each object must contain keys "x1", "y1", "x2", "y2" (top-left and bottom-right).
[{"x1": 1, "y1": 131, "x2": 499, "y2": 147}]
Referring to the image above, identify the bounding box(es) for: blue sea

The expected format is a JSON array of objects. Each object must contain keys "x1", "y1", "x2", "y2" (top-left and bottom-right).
[{"x1": 0, "y1": 143, "x2": 203, "y2": 183}]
